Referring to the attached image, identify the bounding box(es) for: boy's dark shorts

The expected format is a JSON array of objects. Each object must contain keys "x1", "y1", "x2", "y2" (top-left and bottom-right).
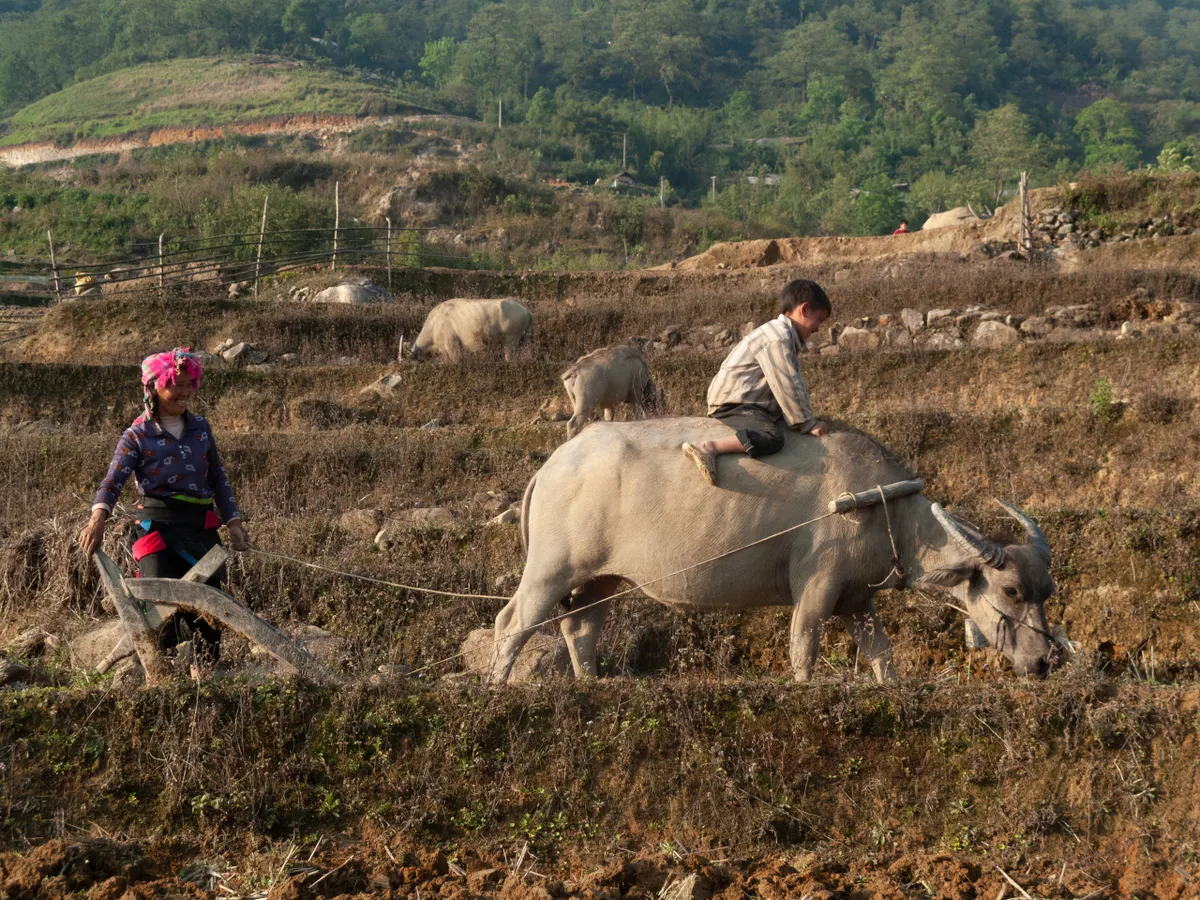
[{"x1": 711, "y1": 404, "x2": 785, "y2": 458}]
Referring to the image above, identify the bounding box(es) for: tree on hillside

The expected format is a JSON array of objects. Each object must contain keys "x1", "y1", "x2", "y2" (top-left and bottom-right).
[
  {"x1": 1074, "y1": 99, "x2": 1141, "y2": 171},
  {"x1": 851, "y1": 173, "x2": 905, "y2": 236},
  {"x1": 762, "y1": 16, "x2": 868, "y2": 106},
  {"x1": 969, "y1": 104, "x2": 1043, "y2": 207},
  {"x1": 609, "y1": 0, "x2": 706, "y2": 106},
  {"x1": 419, "y1": 37, "x2": 458, "y2": 88}
]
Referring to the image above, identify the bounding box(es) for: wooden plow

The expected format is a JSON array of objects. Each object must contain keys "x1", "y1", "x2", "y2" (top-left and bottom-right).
[{"x1": 92, "y1": 546, "x2": 341, "y2": 687}]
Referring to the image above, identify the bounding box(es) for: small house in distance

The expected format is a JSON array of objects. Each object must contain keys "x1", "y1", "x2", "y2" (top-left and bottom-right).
[{"x1": 597, "y1": 171, "x2": 637, "y2": 189}]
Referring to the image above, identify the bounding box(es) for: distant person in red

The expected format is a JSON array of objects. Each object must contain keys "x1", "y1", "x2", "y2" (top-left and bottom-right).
[{"x1": 893, "y1": 220, "x2": 910, "y2": 235}]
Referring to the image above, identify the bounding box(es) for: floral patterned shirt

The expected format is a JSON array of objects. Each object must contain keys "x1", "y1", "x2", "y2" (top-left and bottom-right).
[{"x1": 92, "y1": 411, "x2": 241, "y2": 523}]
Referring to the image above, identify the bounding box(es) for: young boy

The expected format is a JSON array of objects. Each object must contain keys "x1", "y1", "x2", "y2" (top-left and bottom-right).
[{"x1": 682, "y1": 279, "x2": 831, "y2": 486}]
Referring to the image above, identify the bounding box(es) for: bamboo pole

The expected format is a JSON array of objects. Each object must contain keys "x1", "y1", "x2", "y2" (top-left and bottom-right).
[
  {"x1": 46, "y1": 230, "x2": 62, "y2": 302},
  {"x1": 332, "y1": 181, "x2": 340, "y2": 272},
  {"x1": 254, "y1": 193, "x2": 269, "y2": 298},
  {"x1": 385, "y1": 215, "x2": 392, "y2": 290},
  {"x1": 158, "y1": 233, "x2": 165, "y2": 290},
  {"x1": 828, "y1": 479, "x2": 925, "y2": 514}
]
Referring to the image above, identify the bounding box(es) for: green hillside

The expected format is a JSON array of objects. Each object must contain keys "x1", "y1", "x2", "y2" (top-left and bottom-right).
[{"x1": 0, "y1": 56, "x2": 436, "y2": 147}]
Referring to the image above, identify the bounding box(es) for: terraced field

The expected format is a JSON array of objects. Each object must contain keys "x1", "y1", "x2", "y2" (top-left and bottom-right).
[{"x1": 2, "y1": 257, "x2": 1199, "y2": 898}]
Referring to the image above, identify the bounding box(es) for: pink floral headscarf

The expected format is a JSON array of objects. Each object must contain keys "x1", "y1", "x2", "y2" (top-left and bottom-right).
[{"x1": 140, "y1": 347, "x2": 203, "y2": 417}]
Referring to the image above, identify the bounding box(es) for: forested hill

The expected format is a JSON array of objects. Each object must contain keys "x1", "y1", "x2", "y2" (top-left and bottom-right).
[{"x1": 1, "y1": 0, "x2": 1198, "y2": 233}]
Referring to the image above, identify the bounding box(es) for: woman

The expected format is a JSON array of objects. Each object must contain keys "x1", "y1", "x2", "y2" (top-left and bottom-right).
[{"x1": 79, "y1": 347, "x2": 249, "y2": 659}]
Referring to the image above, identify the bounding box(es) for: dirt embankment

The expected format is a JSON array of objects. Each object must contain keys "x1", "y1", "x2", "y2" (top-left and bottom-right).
[
  {"x1": 0, "y1": 113, "x2": 475, "y2": 168},
  {"x1": 668, "y1": 186, "x2": 1200, "y2": 273}
]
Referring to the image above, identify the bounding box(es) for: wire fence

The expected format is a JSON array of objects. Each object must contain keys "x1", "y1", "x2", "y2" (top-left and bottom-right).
[{"x1": 0, "y1": 220, "x2": 475, "y2": 304}]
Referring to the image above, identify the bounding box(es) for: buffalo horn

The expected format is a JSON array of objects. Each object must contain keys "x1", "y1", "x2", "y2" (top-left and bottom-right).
[
  {"x1": 995, "y1": 499, "x2": 1051, "y2": 565},
  {"x1": 931, "y1": 503, "x2": 1007, "y2": 568}
]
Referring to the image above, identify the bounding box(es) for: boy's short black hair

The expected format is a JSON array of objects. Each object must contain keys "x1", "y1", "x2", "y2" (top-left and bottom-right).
[
  {"x1": 779, "y1": 279, "x2": 831, "y2": 317},
  {"x1": 900, "y1": 219, "x2": 908, "y2": 224}
]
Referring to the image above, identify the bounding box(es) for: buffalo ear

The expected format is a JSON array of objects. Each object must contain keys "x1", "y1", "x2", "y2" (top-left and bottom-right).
[{"x1": 916, "y1": 562, "x2": 977, "y2": 589}]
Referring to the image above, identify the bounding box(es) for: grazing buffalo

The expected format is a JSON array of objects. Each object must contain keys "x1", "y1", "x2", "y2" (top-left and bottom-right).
[
  {"x1": 490, "y1": 422, "x2": 1055, "y2": 683},
  {"x1": 561, "y1": 345, "x2": 662, "y2": 439},
  {"x1": 412, "y1": 298, "x2": 532, "y2": 361}
]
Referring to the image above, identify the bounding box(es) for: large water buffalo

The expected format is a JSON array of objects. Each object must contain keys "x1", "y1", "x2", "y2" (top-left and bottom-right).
[
  {"x1": 562, "y1": 345, "x2": 662, "y2": 439},
  {"x1": 490, "y1": 422, "x2": 1055, "y2": 683},
  {"x1": 412, "y1": 298, "x2": 532, "y2": 361}
]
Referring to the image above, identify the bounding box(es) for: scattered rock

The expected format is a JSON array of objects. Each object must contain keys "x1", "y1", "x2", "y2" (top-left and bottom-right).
[
  {"x1": 192, "y1": 350, "x2": 223, "y2": 369},
  {"x1": 331, "y1": 356, "x2": 360, "y2": 366},
  {"x1": 338, "y1": 508, "x2": 384, "y2": 539},
  {"x1": 221, "y1": 342, "x2": 269, "y2": 366},
  {"x1": 420, "y1": 419, "x2": 442, "y2": 429},
  {"x1": 923, "y1": 332, "x2": 964, "y2": 351},
  {"x1": 972, "y1": 321, "x2": 1020, "y2": 349},
  {"x1": 902, "y1": 312, "x2": 926, "y2": 336},
  {"x1": 213, "y1": 338, "x2": 234, "y2": 354},
  {"x1": 926, "y1": 308, "x2": 955, "y2": 328},
  {"x1": 1019, "y1": 316, "x2": 1054, "y2": 337},
  {"x1": 228, "y1": 282, "x2": 247, "y2": 299},
  {"x1": 490, "y1": 507, "x2": 519, "y2": 526},
  {"x1": 884, "y1": 328, "x2": 912, "y2": 349},
  {"x1": 312, "y1": 278, "x2": 392, "y2": 305},
  {"x1": 69, "y1": 620, "x2": 129, "y2": 670},
  {"x1": 459, "y1": 628, "x2": 571, "y2": 682},
  {"x1": 819, "y1": 345, "x2": 840, "y2": 357},
  {"x1": 658, "y1": 326, "x2": 683, "y2": 346},
  {"x1": 278, "y1": 353, "x2": 300, "y2": 366},
  {"x1": 739, "y1": 321, "x2": 756, "y2": 337},
  {"x1": 837, "y1": 326, "x2": 880, "y2": 353},
  {"x1": 360, "y1": 373, "x2": 405, "y2": 399},
  {"x1": 375, "y1": 509, "x2": 456, "y2": 546}
]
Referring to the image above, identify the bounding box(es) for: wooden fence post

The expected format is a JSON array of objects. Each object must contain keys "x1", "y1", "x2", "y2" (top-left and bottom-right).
[
  {"x1": 1019, "y1": 171, "x2": 1032, "y2": 256},
  {"x1": 46, "y1": 230, "x2": 62, "y2": 302},
  {"x1": 254, "y1": 194, "x2": 269, "y2": 298},
  {"x1": 158, "y1": 233, "x2": 165, "y2": 291},
  {"x1": 332, "y1": 181, "x2": 340, "y2": 272},
  {"x1": 385, "y1": 216, "x2": 392, "y2": 290}
]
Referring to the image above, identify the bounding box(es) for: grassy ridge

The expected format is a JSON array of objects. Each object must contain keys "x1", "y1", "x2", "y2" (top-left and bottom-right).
[{"x1": 1, "y1": 57, "x2": 435, "y2": 147}]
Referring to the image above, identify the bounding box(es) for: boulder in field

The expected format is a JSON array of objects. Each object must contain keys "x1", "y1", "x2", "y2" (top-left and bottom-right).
[
  {"x1": 360, "y1": 373, "x2": 405, "y2": 398},
  {"x1": 221, "y1": 342, "x2": 268, "y2": 366},
  {"x1": 459, "y1": 627, "x2": 570, "y2": 682},
  {"x1": 375, "y1": 508, "x2": 456, "y2": 548},
  {"x1": 312, "y1": 279, "x2": 392, "y2": 305},
  {"x1": 338, "y1": 508, "x2": 384, "y2": 539},
  {"x1": 900, "y1": 308, "x2": 925, "y2": 333},
  {"x1": 926, "y1": 309, "x2": 955, "y2": 328},
  {"x1": 1019, "y1": 316, "x2": 1054, "y2": 337},
  {"x1": 837, "y1": 326, "x2": 880, "y2": 352},
  {"x1": 972, "y1": 321, "x2": 1020, "y2": 349}
]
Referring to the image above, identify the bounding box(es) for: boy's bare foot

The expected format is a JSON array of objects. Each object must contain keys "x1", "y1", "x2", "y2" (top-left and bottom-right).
[{"x1": 682, "y1": 442, "x2": 718, "y2": 487}]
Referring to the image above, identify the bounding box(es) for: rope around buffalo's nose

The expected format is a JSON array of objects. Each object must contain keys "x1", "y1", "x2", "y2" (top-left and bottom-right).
[{"x1": 248, "y1": 507, "x2": 843, "y2": 678}]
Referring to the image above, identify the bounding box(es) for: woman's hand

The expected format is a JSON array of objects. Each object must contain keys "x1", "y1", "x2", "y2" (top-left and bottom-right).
[
  {"x1": 79, "y1": 509, "x2": 108, "y2": 554},
  {"x1": 227, "y1": 520, "x2": 250, "y2": 551}
]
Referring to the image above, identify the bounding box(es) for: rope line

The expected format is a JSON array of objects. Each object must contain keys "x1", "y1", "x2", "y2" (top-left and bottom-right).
[
  {"x1": 248, "y1": 549, "x2": 510, "y2": 601},
  {"x1": 868, "y1": 484, "x2": 904, "y2": 588},
  {"x1": 251, "y1": 508, "x2": 842, "y2": 679}
]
